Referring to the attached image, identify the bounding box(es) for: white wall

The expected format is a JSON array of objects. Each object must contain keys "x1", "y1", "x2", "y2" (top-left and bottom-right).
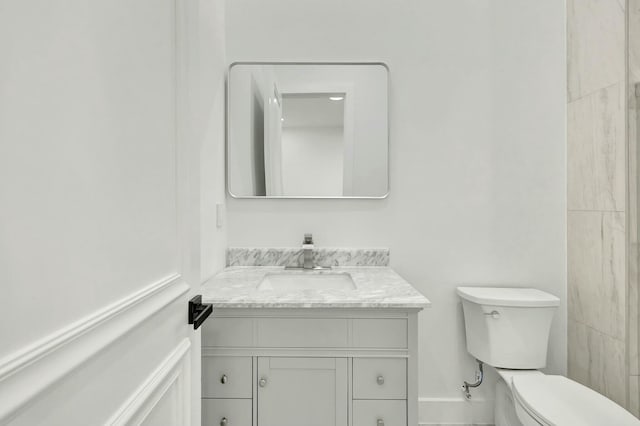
[
  {"x1": 225, "y1": 0, "x2": 566, "y2": 424},
  {"x1": 198, "y1": 0, "x2": 228, "y2": 283},
  {"x1": 281, "y1": 126, "x2": 344, "y2": 196},
  {"x1": 0, "y1": 0, "x2": 226, "y2": 423}
]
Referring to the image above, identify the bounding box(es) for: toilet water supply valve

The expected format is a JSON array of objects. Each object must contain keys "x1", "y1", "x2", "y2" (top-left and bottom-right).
[{"x1": 462, "y1": 359, "x2": 484, "y2": 400}]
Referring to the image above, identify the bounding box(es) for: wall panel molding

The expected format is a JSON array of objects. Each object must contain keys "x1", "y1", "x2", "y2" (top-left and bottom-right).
[
  {"x1": 107, "y1": 338, "x2": 191, "y2": 426},
  {"x1": 0, "y1": 274, "x2": 189, "y2": 422}
]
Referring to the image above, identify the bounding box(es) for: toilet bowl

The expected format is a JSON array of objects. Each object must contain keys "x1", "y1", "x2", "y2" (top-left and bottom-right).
[
  {"x1": 512, "y1": 374, "x2": 640, "y2": 426},
  {"x1": 457, "y1": 287, "x2": 640, "y2": 426}
]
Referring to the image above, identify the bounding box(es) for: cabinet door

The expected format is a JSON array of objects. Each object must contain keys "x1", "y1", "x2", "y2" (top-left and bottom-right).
[{"x1": 257, "y1": 357, "x2": 348, "y2": 426}]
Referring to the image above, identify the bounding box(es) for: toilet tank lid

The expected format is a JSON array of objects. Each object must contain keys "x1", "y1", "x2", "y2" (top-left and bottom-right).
[{"x1": 456, "y1": 287, "x2": 560, "y2": 307}]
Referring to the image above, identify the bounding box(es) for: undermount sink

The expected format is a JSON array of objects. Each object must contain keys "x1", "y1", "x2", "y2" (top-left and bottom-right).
[{"x1": 258, "y1": 272, "x2": 356, "y2": 291}]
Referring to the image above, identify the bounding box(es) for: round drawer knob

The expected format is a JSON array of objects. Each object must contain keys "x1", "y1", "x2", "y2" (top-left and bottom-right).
[
  {"x1": 220, "y1": 374, "x2": 228, "y2": 384},
  {"x1": 377, "y1": 419, "x2": 385, "y2": 426},
  {"x1": 220, "y1": 417, "x2": 228, "y2": 426},
  {"x1": 259, "y1": 377, "x2": 267, "y2": 387},
  {"x1": 377, "y1": 375, "x2": 385, "y2": 385}
]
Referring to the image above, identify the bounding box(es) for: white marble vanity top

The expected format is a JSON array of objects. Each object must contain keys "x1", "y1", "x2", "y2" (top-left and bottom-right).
[{"x1": 201, "y1": 266, "x2": 431, "y2": 309}]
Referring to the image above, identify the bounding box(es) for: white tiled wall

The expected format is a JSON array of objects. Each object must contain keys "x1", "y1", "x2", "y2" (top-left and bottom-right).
[
  {"x1": 629, "y1": 0, "x2": 640, "y2": 415},
  {"x1": 567, "y1": 0, "x2": 633, "y2": 413}
]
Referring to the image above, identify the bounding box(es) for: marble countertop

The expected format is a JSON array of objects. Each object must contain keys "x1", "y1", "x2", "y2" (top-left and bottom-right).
[{"x1": 201, "y1": 266, "x2": 431, "y2": 309}]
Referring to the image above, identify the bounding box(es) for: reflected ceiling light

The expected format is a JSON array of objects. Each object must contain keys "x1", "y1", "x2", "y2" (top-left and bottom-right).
[
  {"x1": 329, "y1": 96, "x2": 344, "y2": 101},
  {"x1": 280, "y1": 117, "x2": 284, "y2": 122}
]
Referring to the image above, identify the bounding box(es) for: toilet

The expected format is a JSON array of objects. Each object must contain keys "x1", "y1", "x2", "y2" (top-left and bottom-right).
[{"x1": 457, "y1": 287, "x2": 640, "y2": 426}]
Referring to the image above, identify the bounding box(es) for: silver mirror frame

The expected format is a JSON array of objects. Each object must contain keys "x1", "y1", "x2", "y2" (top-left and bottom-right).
[{"x1": 226, "y1": 61, "x2": 390, "y2": 199}]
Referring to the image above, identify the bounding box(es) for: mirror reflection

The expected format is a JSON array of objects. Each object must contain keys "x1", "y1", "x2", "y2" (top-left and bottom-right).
[{"x1": 227, "y1": 63, "x2": 389, "y2": 198}]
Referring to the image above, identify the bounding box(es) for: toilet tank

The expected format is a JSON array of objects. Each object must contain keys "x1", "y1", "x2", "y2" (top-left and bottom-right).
[{"x1": 457, "y1": 287, "x2": 560, "y2": 369}]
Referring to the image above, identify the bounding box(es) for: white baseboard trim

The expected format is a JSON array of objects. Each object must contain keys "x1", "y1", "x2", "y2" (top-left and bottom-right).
[
  {"x1": 0, "y1": 274, "x2": 189, "y2": 422},
  {"x1": 418, "y1": 396, "x2": 494, "y2": 425},
  {"x1": 107, "y1": 338, "x2": 191, "y2": 426}
]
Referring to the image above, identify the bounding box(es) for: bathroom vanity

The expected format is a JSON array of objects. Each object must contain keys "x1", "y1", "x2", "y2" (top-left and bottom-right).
[{"x1": 200, "y1": 266, "x2": 429, "y2": 426}]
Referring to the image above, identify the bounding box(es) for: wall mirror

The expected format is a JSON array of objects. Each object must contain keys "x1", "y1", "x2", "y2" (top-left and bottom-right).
[{"x1": 227, "y1": 62, "x2": 389, "y2": 198}]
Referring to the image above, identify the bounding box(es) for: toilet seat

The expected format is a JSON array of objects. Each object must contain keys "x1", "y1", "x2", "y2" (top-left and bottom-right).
[
  {"x1": 512, "y1": 375, "x2": 640, "y2": 426},
  {"x1": 495, "y1": 368, "x2": 543, "y2": 389}
]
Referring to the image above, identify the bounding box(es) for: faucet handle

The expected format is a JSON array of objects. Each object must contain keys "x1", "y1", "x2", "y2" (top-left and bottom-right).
[{"x1": 303, "y1": 233, "x2": 313, "y2": 244}]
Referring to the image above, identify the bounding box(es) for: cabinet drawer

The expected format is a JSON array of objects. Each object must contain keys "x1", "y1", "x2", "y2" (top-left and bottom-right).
[
  {"x1": 203, "y1": 399, "x2": 252, "y2": 426},
  {"x1": 203, "y1": 356, "x2": 252, "y2": 398},
  {"x1": 257, "y1": 318, "x2": 348, "y2": 347},
  {"x1": 202, "y1": 318, "x2": 253, "y2": 347},
  {"x1": 353, "y1": 319, "x2": 407, "y2": 348},
  {"x1": 353, "y1": 358, "x2": 406, "y2": 399},
  {"x1": 353, "y1": 400, "x2": 406, "y2": 426}
]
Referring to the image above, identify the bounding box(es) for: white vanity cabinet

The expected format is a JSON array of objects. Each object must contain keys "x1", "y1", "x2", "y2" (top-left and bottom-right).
[{"x1": 201, "y1": 308, "x2": 419, "y2": 426}]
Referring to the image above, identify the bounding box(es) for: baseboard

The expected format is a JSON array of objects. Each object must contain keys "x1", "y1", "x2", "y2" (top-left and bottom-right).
[
  {"x1": 0, "y1": 274, "x2": 189, "y2": 422},
  {"x1": 418, "y1": 396, "x2": 494, "y2": 425}
]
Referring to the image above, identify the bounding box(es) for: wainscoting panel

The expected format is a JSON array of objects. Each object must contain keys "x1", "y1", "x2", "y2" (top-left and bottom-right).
[
  {"x1": 108, "y1": 339, "x2": 191, "y2": 426},
  {"x1": 0, "y1": 275, "x2": 188, "y2": 423}
]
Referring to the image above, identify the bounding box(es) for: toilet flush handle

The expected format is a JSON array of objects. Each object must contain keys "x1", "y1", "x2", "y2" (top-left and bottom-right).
[{"x1": 484, "y1": 310, "x2": 500, "y2": 319}]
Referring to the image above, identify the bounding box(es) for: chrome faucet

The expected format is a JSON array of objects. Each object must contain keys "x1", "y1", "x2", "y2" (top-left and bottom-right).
[
  {"x1": 302, "y1": 233, "x2": 314, "y2": 269},
  {"x1": 284, "y1": 233, "x2": 331, "y2": 270}
]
